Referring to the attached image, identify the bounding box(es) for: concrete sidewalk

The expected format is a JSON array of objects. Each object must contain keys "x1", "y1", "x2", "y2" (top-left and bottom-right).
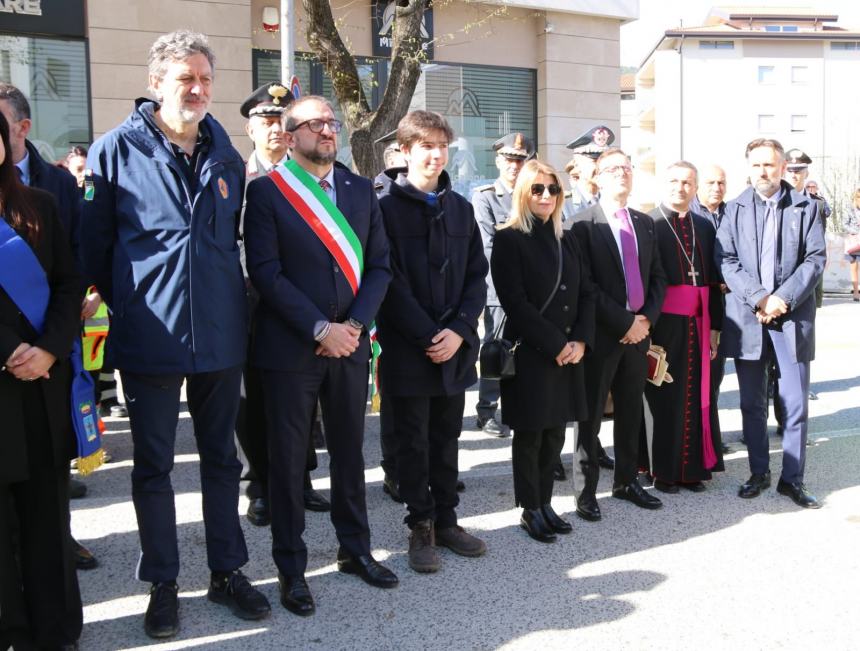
[{"x1": 72, "y1": 296, "x2": 860, "y2": 650}]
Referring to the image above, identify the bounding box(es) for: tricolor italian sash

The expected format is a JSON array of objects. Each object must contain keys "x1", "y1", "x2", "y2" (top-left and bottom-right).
[
  {"x1": 269, "y1": 160, "x2": 383, "y2": 410},
  {"x1": 0, "y1": 218, "x2": 105, "y2": 475}
]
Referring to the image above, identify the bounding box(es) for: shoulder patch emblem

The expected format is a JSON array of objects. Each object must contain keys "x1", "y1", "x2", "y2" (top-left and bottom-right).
[{"x1": 218, "y1": 177, "x2": 229, "y2": 200}]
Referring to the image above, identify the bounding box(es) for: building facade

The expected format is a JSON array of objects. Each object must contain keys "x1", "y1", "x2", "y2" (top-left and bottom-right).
[
  {"x1": 629, "y1": 7, "x2": 860, "y2": 219},
  {"x1": 1, "y1": 0, "x2": 637, "y2": 193}
]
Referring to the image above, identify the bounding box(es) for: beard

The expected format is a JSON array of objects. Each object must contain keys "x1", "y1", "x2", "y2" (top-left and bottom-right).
[
  {"x1": 754, "y1": 177, "x2": 780, "y2": 197},
  {"x1": 298, "y1": 140, "x2": 337, "y2": 165}
]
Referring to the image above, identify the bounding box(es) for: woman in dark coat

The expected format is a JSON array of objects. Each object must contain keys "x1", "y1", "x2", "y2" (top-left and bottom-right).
[
  {"x1": 0, "y1": 111, "x2": 83, "y2": 650},
  {"x1": 491, "y1": 160, "x2": 595, "y2": 543}
]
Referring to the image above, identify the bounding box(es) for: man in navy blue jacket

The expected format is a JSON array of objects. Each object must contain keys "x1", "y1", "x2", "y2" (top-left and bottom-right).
[
  {"x1": 716, "y1": 138, "x2": 825, "y2": 509},
  {"x1": 80, "y1": 31, "x2": 270, "y2": 638},
  {"x1": 244, "y1": 95, "x2": 396, "y2": 617}
]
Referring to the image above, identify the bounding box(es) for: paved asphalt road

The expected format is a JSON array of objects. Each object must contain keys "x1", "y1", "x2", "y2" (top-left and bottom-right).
[{"x1": 72, "y1": 296, "x2": 860, "y2": 650}]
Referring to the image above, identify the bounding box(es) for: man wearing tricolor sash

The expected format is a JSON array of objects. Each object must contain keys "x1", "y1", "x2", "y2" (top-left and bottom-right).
[{"x1": 244, "y1": 95, "x2": 396, "y2": 616}]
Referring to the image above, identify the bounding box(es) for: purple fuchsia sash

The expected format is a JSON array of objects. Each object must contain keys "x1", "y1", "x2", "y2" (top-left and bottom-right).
[{"x1": 661, "y1": 284, "x2": 718, "y2": 470}]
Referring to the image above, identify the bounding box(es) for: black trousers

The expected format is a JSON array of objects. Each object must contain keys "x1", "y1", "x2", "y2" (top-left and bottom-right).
[
  {"x1": 389, "y1": 393, "x2": 464, "y2": 529},
  {"x1": 476, "y1": 306, "x2": 505, "y2": 420},
  {"x1": 578, "y1": 341, "x2": 649, "y2": 492},
  {"x1": 235, "y1": 363, "x2": 318, "y2": 500},
  {"x1": 121, "y1": 366, "x2": 248, "y2": 583},
  {"x1": 262, "y1": 357, "x2": 371, "y2": 578},
  {"x1": 379, "y1": 392, "x2": 397, "y2": 478},
  {"x1": 0, "y1": 384, "x2": 82, "y2": 650},
  {"x1": 512, "y1": 426, "x2": 566, "y2": 510}
]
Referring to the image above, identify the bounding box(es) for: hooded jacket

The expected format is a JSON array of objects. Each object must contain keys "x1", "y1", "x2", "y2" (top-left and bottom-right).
[
  {"x1": 80, "y1": 98, "x2": 247, "y2": 374},
  {"x1": 376, "y1": 168, "x2": 488, "y2": 396}
]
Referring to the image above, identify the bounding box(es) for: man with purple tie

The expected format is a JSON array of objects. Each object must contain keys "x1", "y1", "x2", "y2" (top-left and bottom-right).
[{"x1": 570, "y1": 148, "x2": 667, "y2": 521}]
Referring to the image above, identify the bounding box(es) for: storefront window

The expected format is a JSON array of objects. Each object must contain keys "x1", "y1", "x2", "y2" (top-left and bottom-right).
[
  {"x1": 252, "y1": 50, "x2": 536, "y2": 191},
  {"x1": 0, "y1": 35, "x2": 90, "y2": 162}
]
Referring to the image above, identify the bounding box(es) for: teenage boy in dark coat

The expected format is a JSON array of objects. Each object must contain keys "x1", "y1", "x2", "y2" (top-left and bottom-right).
[{"x1": 376, "y1": 110, "x2": 488, "y2": 574}]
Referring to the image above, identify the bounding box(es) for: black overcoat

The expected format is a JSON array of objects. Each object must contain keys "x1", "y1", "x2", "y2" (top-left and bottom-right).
[
  {"x1": 0, "y1": 189, "x2": 82, "y2": 484},
  {"x1": 491, "y1": 219, "x2": 595, "y2": 430},
  {"x1": 376, "y1": 169, "x2": 488, "y2": 396}
]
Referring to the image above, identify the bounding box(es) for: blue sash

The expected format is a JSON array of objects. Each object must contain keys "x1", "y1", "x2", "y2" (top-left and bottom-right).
[{"x1": 0, "y1": 218, "x2": 103, "y2": 474}]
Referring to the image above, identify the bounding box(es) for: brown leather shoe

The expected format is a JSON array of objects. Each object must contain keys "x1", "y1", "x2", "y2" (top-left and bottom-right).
[
  {"x1": 408, "y1": 520, "x2": 439, "y2": 573},
  {"x1": 436, "y1": 525, "x2": 487, "y2": 557}
]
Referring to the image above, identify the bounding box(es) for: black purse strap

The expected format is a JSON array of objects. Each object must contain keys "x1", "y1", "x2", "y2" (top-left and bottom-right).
[{"x1": 493, "y1": 237, "x2": 563, "y2": 339}]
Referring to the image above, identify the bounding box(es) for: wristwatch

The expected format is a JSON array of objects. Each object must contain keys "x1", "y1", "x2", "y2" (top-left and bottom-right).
[{"x1": 347, "y1": 318, "x2": 365, "y2": 333}]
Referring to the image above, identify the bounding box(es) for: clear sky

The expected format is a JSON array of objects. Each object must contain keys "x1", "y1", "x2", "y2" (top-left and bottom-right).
[{"x1": 621, "y1": 0, "x2": 860, "y2": 67}]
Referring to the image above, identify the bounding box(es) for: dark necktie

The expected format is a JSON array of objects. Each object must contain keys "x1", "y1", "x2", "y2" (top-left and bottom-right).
[
  {"x1": 760, "y1": 199, "x2": 776, "y2": 292},
  {"x1": 15, "y1": 166, "x2": 24, "y2": 184},
  {"x1": 318, "y1": 178, "x2": 331, "y2": 193},
  {"x1": 616, "y1": 208, "x2": 644, "y2": 311}
]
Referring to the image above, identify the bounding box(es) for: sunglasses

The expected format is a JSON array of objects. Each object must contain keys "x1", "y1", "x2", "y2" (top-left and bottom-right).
[
  {"x1": 530, "y1": 183, "x2": 562, "y2": 197},
  {"x1": 289, "y1": 118, "x2": 343, "y2": 134}
]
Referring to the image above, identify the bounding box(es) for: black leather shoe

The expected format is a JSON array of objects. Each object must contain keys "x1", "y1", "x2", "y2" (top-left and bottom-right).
[
  {"x1": 246, "y1": 497, "x2": 270, "y2": 526},
  {"x1": 597, "y1": 449, "x2": 615, "y2": 470},
  {"x1": 456, "y1": 479, "x2": 465, "y2": 492},
  {"x1": 520, "y1": 509, "x2": 556, "y2": 543},
  {"x1": 612, "y1": 481, "x2": 663, "y2": 509},
  {"x1": 476, "y1": 416, "x2": 510, "y2": 438},
  {"x1": 144, "y1": 581, "x2": 179, "y2": 639},
  {"x1": 738, "y1": 471, "x2": 771, "y2": 499},
  {"x1": 337, "y1": 551, "x2": 399, "y2": 589},
  {"x1": 681, "y1": 481, "x2": 707, "y2": 493},
  {"x1": 208, "y1": 570, "x2": 271, "y2": 620},
  {"x1": 653, "y1": 479, "x2": 679, "y2": 494},
  {"x1": 776, "y1": 479, "x2": 822, "y2": 509},
  {"x1": 73, "y1": 538, "x2": 98, "y2": 570},
  {"x1": 721, "y1": 442, "x2": 731, "y2": 454},
  {"x1": 304, "y1": 487, "x2": 331, "y2": 512},
  {"x1": 541, "y1": 504, "x2": 572, "y2": 534},
  {"x1": 553, "y1": 462, "x2": 566, "y2": 481},
  {"x1": 382, "y1": 474, "x2": 403, "y2": 503},
  {"x1": 278, "y1": 574, "x2": 315, "y2": 616},
  {"x1": 575, "y1": 493, "x2": 602, "y2": 522},
  {"x1": 69, "y1": 477, "x2": 87, "y2": 499}
]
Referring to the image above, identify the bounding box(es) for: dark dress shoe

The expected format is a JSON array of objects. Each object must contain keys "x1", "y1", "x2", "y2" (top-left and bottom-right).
[
  {"x1": 738, "y1": 471, "x2": 771, "y2": 499},
  {"x1": 73, "y1": 538, "x2": 98, "y2": 570},
  {"x1": 278, "y1": 574, "x2": 315, "y2": 616},
  {"x1": 776, "y1": 479, "x2": 822, "y2": 509},
  {"x1": 456, "y1": 479, "x2": 465, "y2": 492},
  {"x1": 653, "y1": 479, "x2": 679, "y2": 494},
  {"x1": 520, "y1": 508, "x2": 557, "y2": 543},
  {"x1": 382, "y1": 475, "x2": 403, "y2": 503},
  {"x1": 597, "y1": 449, "x2": 615, "y2": 470},
  {"x1": 477, "y1": 416, "x2": 510, "y2": 438},
  {"x1": 575, "y1": 493, "x2": 601, "y2": 522},
  {"x1": 69, "y1": 477, "x2": 87, "y2": 499},
  {"x1": 612, "y1": 481, "x2": 663, "y2": 509},
  {"x1": 681, "y1": 481, "x2": 706, "y2": 493},
  {"x1": 246, "y1": 497, "x2": 270, "y2": 526},
  {"x1": 304, "y1": 487, "x2": 331, "y2": 512},
  {"x1": 337, "y1": 552, "x2": 399, "y2": 589},
  {"x1": 144, "y1": 581, "x2": 179, "y2": 639},
  {"x1": 110, "y1": 403, "x2": 128, "y2": 418},
  {"x1": 208, "y1": 570, "x2": 271, "y2": 620},
  {"x1": 553, "y1": 462, "x2": 566, "y2": 481},
  {"x1": 541, "y1": 504, "x2": 572, "y2": 534},
  {"x1": 721, "y1": 442, "x2": 731, "y2": 454}
]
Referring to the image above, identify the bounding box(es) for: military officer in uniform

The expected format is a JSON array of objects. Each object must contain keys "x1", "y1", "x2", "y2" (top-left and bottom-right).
[
  {"x1": 562, "y1": 125, "x2": 615, "y2": 222},
  {"x1": 473, "y1": 133, "x2": 535, "y2": 437},
  {"x1": 236, "y1": 83, "x2": 330, "y2": 528}
]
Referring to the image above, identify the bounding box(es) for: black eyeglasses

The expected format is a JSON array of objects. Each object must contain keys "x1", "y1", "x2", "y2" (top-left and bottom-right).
[
  {"x1": 530, "y1": 183, "x2": 562, "y2": 197},
  {"x1": 289, "y1": 118, "x2": 343, "y2": 134}
]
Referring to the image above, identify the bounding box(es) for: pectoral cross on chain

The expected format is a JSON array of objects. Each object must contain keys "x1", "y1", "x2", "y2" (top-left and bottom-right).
[{"x1": 687, "y1": 268, "x2": 700, "y2": 285}]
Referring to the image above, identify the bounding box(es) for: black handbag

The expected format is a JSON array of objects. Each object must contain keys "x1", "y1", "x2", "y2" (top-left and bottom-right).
[{"x1": 480, "y1": 238, "x2": 563, "y2": 380}]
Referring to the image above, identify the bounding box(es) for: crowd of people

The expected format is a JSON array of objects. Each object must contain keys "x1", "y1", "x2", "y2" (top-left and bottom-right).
[{"x1": 0, "y1": 28, "x2": 853, "y2": 650}]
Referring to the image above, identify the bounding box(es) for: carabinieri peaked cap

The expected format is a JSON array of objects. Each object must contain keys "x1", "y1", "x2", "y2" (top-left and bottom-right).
[
  {"x1": 565, "y1": 125, "x2": 616, "y2": 159},
  {"x1": 493, "y1": 132, "x2": 536, "y2": 160},
  {"x1": 240, "y1": 82, "x2": 295, "y2": 118}
]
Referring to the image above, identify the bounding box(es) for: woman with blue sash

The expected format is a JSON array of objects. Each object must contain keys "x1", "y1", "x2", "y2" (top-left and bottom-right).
[{"x1": 0, "y1": 111, "x2": 83, "y2": 650}]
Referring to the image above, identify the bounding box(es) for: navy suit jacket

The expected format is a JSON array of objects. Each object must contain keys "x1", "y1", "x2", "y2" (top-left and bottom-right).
[
  {"x1": 715, "y1": 182, "x2": 825, "y2": 362},
  {"x1": 244, "y1": 162, "x2": 391, "y2": 371},
  {"x1": 570, "y1": 203, "x2": 667, "y2": 354}
]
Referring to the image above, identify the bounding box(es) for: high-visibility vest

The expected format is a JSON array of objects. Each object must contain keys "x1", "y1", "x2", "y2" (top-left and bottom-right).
[{"x1": 82, "y1": 298, "x2": 109, "y2": 371}]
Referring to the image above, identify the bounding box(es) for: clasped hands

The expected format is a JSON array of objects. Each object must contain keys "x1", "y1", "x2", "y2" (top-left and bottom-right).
[
  {"x1": 426, "y1": 328, "x2": 463, "y2": 364},
  {"x1": 756, "y1": 294, "x2": 788, "y2": 324},
  {"x1": 555, "y1": 341, "x2": 585, "y2": 367},
  {"x1": 315, "y1": 322, "x2": 362, "y2": 357},
  {"x1": 4, "y1": 343, "x2": 56, "y2": 381},
  {"x1": 620, "y1": 314, "x2": 650, "y2": 345}
]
